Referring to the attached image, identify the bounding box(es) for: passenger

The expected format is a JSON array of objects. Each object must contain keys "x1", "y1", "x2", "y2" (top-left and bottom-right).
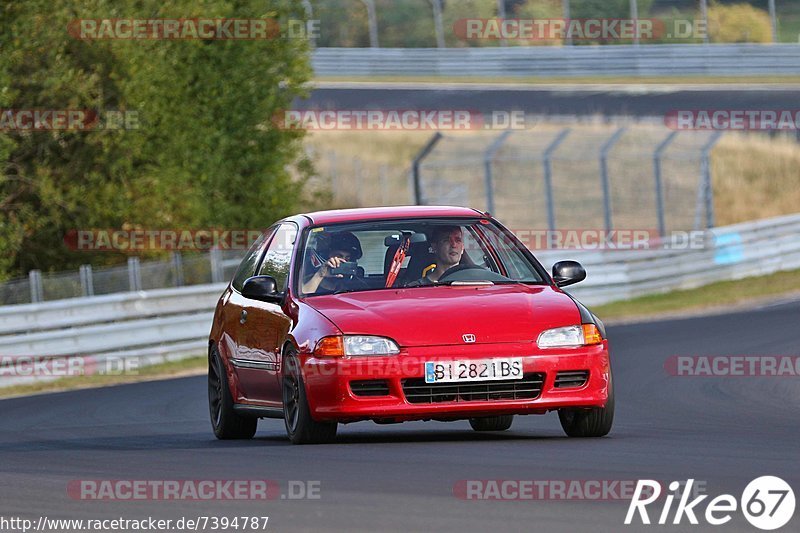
[{"x1": 302, "y1": 231, "x2": 363, "y2": 295}]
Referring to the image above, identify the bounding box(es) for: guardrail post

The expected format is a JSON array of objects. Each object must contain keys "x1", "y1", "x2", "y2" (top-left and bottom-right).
[
  {"x1": 210, "y1": 248, "x2": 223, "y2": 284},
  {"x1": 543, "y1": 128, "x2": 571, "y2": 233},
  {"x1": 29, "y1": 269, "x2": 43, "y2": 303},
  {"x1": 412, "y1": 132, "x2": 443, "y2": 205},
  {"x1": 79, "y1": 264, "x2": 94, "y2": 297},
  {"x1": 171, "y1": 252, "x2": 185, "y2": 287},
  {"x1": 483, "y1": 130, "x2": 513, "y2": 214},
  {"x1": 127, "y1": 257, "x2": 142, "y2": 292},
  {"x1": 599, "y1": 127, "x2": 626, "y2": 232},
  {"x1": 653, "y1": 131, "x2": 679, "y2": 237}
]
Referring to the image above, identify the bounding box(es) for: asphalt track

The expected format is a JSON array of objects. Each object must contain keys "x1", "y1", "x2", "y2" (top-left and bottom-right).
[
  {"x1": 296, "y1": 83, "x2": 800, "y2": 119},
  {"x1": 1, "y1": 299, "x2": 798, "y2": 532}
]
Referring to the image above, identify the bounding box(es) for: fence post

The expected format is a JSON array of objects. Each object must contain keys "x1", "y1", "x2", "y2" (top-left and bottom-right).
[
  {"x1": 543, "y1": 128, "x2": 571, "y2": 233},
  {"x1": 328, "y1": 151, "x2": 339, "y2": 200},
  {"x1": 562, "y1": 0, "x2": 572, "y2": 46},
  {"x1": 483, "y1": 130, "x2": 513, "y2": 214},
  {"x1": 700, "y1": 131, "x2": 723, "y2": 229},
  {"x1": 769, "y1": 0, "x2": 778, "y2": 43},
  {"x1": 496, "y1": 0, "x2": 507, "y2": 47},
  {"x1": 599, "y1": 127, "x2": 627, "y2": 232},
  {"x1": 301, "y1": 0, "x2": 316, "y2": 48},
  {"x1": 172, "y1": 252, "x2": 185, "y2": 287},
  {"x1": 210, "y1": 248, "x2": 223, "y2": 284},
  {"x1": 412, "y1": 132, "x2": 443, "y2": 205},
  {"x1": 700, "y1": 0, "x2": 710, "y2": 44},
  {"x1": 29, "y1": 269, "x2": 43, "y2": 303},
  {"x1": 653, "y1": 131, "x2": 679, "y2": 237},
  {"x1": 430, "y1": 0, "x2": 445, "y2": 48},
  {"x1": 127, "y1": 257, "x2": 142, "y2": 292},
  {"x1": 360, "y1": 0, "x2": 379, "y2": 48},
  {"x1": 629, "y1": 0, "x2": 639, "y2": 46},
  {"x1": 353, "y1": 157, "x2": 363, "y2": 205},
  {"x1": 79, "y1": 264, "x2": 95, "y2": 297},
  {"x1": 379, "y1": 164, "x2": 389, "y2": 205}
]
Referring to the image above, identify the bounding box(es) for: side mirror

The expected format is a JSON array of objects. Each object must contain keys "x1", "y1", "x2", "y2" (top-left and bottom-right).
[
  {"x1": 242, "y1": 275, "x2": 283, "y2": 303},
  {"x1": 552, "y1": 261, "x2": 586, "y2": 288}
]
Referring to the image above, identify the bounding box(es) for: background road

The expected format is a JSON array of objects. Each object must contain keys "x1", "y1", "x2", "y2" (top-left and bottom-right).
[
  {"x1": 1, "y1": 300, "x2": 798, "y2": 532},
  {"x1": 297, "y1": 84, "x2": 800, "y2": 120}
]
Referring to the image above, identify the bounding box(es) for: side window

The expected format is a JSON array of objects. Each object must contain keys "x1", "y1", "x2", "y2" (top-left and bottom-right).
[
  {"x1": 231, "y1": 228, "x2": 275, "y2": 292},
  {"x1": 257, "y1": 223, "x2": 298, "y2": 292}
]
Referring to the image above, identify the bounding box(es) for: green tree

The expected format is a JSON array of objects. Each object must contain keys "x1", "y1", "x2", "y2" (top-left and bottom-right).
[{"x1": 0, "y1": 0, "x2": 312, "y2": 280}]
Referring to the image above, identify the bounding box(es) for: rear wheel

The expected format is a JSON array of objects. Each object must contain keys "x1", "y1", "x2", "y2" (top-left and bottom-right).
[
  {"x1": 469, "y1": 415, "x2": 514, "y2": 432},
  {"x1": 208, "y1": 345, "x2": 257, "y2": 440},
  {"x1": 282, "y1": 349, "x2": 337, "y2": 444},
  {"x1": 558, "y1": 374, "x2": 614, "y2": 438}
]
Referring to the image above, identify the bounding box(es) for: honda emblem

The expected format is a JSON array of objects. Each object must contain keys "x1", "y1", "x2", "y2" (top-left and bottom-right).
[{"x1": 462, "y1": 334, "x2": 476, "y2": 343}]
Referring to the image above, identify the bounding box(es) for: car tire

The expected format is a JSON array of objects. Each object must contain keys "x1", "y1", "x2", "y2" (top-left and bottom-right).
[
  {"x1": 558, "y1": 373, "x2": 614, "y2": 438},
  {"x1": 282, "y1": 348, "x2": 337, "y2": 445},
  {"x1": 469, "y1": 415, "x2": 514, "y2": 431},
  {"x1": 208, "y1": 345, "x2": 258, "y2": 440}
]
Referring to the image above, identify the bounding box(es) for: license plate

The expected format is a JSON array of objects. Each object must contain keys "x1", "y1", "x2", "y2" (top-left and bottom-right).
[{"x1": 424, "y1": 358, "x2": 523, "y2": 384}]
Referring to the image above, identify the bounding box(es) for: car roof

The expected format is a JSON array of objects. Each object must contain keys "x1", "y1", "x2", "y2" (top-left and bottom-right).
[{"x1": 301, "y1": 205, "x2": 486, "y2": 225}]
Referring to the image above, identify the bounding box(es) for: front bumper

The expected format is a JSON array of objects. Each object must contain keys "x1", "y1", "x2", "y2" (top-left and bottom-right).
[{"x1": 301, "y1": 341, "x2": 611, "y2": 422}]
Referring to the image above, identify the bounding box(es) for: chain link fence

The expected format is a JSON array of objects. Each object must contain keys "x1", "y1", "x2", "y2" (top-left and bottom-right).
[{"x1": 414, "y1": 126, "x2": 722, "y2": 235}]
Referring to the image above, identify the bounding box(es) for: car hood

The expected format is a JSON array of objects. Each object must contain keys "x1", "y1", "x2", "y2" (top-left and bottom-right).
[{"x1": 302, "y1": 284, "x2": 582, "y2": 347}]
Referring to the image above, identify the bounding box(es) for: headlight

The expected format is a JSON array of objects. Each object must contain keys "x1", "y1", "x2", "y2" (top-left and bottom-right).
[
  {"x1": 537, "y1": 324, "x2": 603, "y2": 348},
  {"x1": 344, "y1": 336, "x2": 400, "y2": 356}
]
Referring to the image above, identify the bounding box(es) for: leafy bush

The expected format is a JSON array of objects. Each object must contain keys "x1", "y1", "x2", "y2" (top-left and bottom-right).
[{"x1": 708, "y1": 2, "x2": 772, "y2": 43}]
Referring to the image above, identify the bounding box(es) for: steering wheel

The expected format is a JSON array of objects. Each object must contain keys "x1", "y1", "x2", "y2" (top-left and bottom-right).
[{"x1": 436, "y1": 263, "x2": 485, "y2": 282}]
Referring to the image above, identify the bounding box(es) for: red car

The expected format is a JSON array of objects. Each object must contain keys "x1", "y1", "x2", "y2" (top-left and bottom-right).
[{"x1": 208, "y1": 206, "x2": 613, "y2": 444}]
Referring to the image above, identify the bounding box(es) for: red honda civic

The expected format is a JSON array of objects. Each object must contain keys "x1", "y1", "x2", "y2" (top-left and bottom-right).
[{"x1": 208, "y1": 206, "x2": 613, "y2": 444}]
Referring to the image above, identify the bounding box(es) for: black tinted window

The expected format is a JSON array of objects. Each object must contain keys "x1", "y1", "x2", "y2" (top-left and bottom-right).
[
  {"x1": 257, "y1": 223, "x2": 297, "y2": 292},
  {"x1": 231, "y1": 228, "x2": 274, "y2": 291}
]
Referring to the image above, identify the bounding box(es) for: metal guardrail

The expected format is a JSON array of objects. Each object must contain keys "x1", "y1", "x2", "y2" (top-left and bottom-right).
[
  {"x1": 537, "y1": 213, "x2": 800, "y2": 305},
  {"x1": 312, "y1": 44, "x2": 800, "y2": 77},
  {"x1": 2, "y1": 213, "x2": 799, "y2": 387}
]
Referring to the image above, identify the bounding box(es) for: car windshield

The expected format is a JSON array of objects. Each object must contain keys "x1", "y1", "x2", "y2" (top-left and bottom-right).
[{"x1": 298, "y1": 218, "x2": 546, "y2": 297}]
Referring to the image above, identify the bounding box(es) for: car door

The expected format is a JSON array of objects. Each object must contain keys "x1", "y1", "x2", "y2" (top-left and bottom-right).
[
  {"x1": 236, "y1": 222, "x2": 297, "y2": 405},
  {"x1": 222, "y1": 227, "x2": 276, "y2": 403}
]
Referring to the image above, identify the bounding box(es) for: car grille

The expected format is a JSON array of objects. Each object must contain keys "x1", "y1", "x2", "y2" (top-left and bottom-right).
[
  {"x1": 402, "y1": 373, "x2": 545, "y2": 404},
  {"x1": 350, "y1": 380, "x2": 391, "y2": 397},
  {"x1": 554, "y1": 370, "x2": 589, "y2": 388}
]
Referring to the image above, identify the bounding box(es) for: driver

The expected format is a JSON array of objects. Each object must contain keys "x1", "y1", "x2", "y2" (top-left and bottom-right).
[
  {"x1": 420, "y1": 225, "x2": 464, "y2": 283},
  {"x1": 302, "y1": 231, "x2": 363, "y2": 295}
]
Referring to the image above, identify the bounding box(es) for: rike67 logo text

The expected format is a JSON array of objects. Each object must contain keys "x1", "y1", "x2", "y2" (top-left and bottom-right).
[{"x1": 626, "y1": 477, "x2": 795, "y2": 530}]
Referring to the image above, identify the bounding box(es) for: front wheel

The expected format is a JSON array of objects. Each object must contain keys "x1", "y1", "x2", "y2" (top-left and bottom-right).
[
  {"x1": 282, "y1": 349, "x2": 337, "y2": 445},
  {"x1": 469, "y1": 415, "x2": 514, "y2": 431},
  {"x1": 558, "y1": 374, "x2": 614, "y2": 438},
  {"x1": 208, "y1": 345, "x2": 257, "y2": 440}
]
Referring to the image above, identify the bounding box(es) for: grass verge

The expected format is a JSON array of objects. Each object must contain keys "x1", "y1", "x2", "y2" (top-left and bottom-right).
[
  {"x1": 593, "y1": 268, "x2": 800, "y2": 322},
  {"x1": 0, "y1": 355, "x2": 206, "y2": 399}
]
